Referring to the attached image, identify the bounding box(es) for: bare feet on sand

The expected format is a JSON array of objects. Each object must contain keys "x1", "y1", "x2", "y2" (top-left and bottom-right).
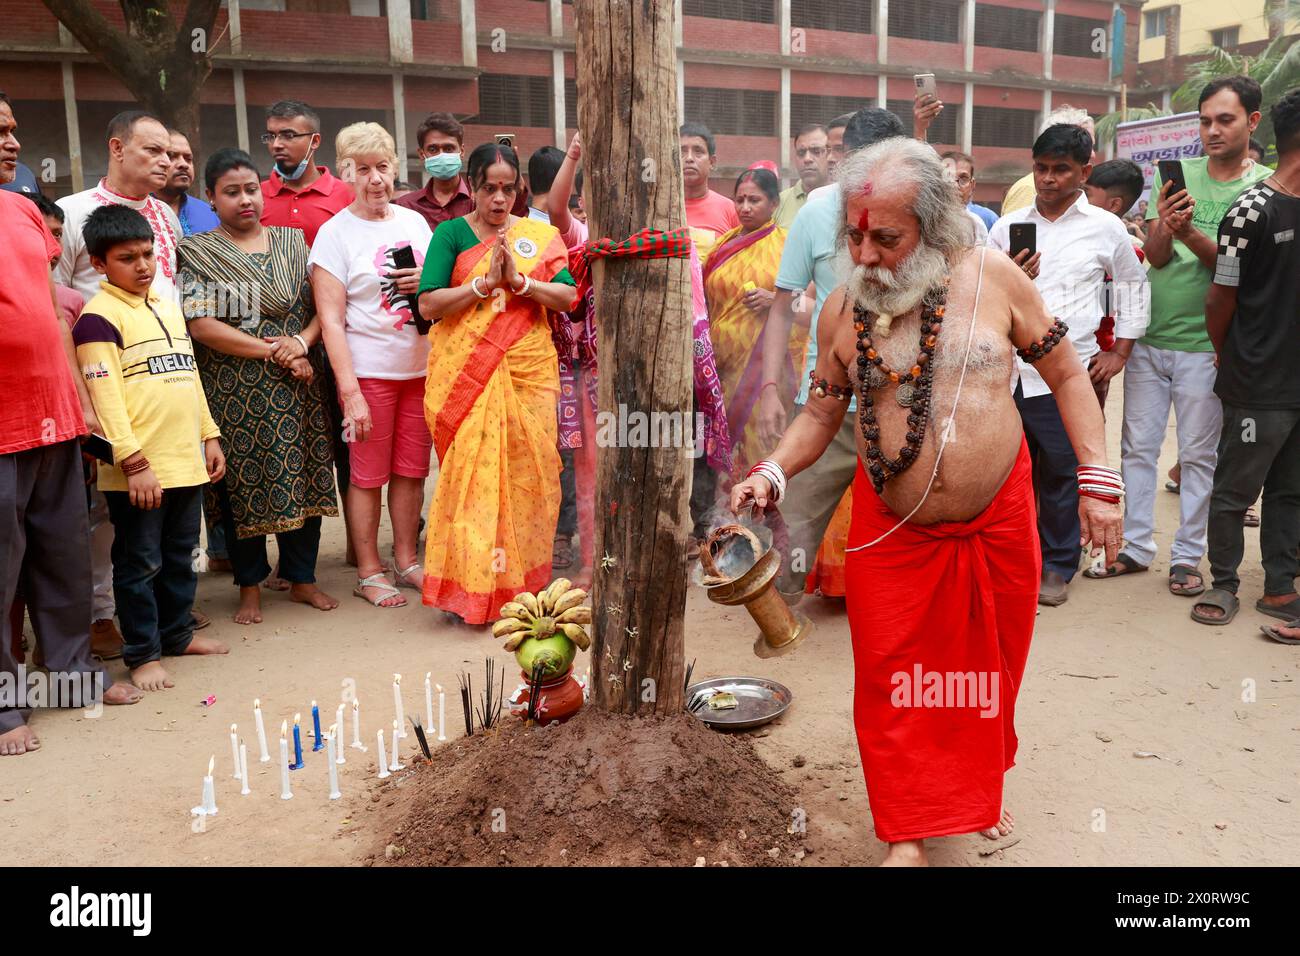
[
  {"x1": 104, "y1": 681, "x2": 144, "y2": 705},
  {"x1": 0, "y1": 725, "x2": 41, "y2": 755},
  {"x1": 235, "y1": 586, "x2": 263, "y2": 625},
  {"x1": 263, "y1": 564, "x2": 290, "y2": 592},
  {"x1": 289, "y1": 583, "x2": 339, "y2": 611},
  {"x1": 131, "y1": 661, "x2": 174, "y2": 691},
  {"x1": 182, "y1": 636, "x2": 229, "y2": 657},
  {"x1": 880, "y1": 840, "x2": 927, "y2": 866},
  {"x1": 980, "y1": 807, "x2": 1015, "y2": 840}
]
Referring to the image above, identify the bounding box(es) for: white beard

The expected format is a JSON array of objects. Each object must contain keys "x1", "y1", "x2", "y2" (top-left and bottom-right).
[{"x1": 848, "y1": 241, "x2": 951, "y2": 317}]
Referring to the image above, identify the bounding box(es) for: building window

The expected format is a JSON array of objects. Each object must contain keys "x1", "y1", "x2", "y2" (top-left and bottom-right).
[
  {"x1": 889, "y1": 0, "x2": 961, "y2": 44},
  {"x1": 790, "y1": 93, "x2": 867, "y2": 135},
  {"x1": 791, "y1": 0, "x2": 874, "y2": 34},
  {"x1": 888, "y1": 99, "x2": 960, "y2": 144},
  {"x1": 565, "y1": 78, "x2": 577, "y2": 130},
  {"x1": 684, "y1": 87, "x2": 777, "y2": 137},
  {"x1": 1053, "y1": 14, "x2": 1107, "y2": 57},
  {"x1": 971, "y1": 105, "x2": 1038, "y2": 148},
  {"x1": 1211, "y1": 26, "x2": 1240, "y2": 49},
  {"x1": 974, "y1": 6, "x2": 1041, "y2": 53},
  {"x1": 683, "y1": 0, "x2": 775, "y2": 23},
  {"x1": 477, "y1": 74, "x2": 552, "y2": 128},
  {"x1": 1144, "y1": 9, "x2": 1168, "y2": 39}
]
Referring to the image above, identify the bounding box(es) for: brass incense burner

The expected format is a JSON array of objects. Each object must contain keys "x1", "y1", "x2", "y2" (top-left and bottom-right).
[{"x1": 700, "y1": 523, "x2": 811, "y2": 659}]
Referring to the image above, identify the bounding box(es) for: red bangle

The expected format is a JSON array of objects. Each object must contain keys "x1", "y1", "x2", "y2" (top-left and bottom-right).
[{"x1": 1079, "y1": 490, "x2": 1121, "y2": 504}]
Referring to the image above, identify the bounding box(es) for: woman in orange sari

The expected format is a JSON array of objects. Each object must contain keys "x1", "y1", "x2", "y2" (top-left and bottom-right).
[
  {"x1": 417, "y1": 143, "x2": 578, "y2": 624},
  {"x1": 702, "y1": 168, "x2": 800, "y2": 483}
]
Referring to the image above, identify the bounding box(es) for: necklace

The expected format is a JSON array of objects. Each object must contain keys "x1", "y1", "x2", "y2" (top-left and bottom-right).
[
  {"x1": 854, "y1": 282, "x2": 948, "y2": 493},
  {"x1": 1267, "y1": 175, "x2": 1300, "y2": 199},
  {"x1": 218, "y1": 224, "x2": 265, "y2": 252}
]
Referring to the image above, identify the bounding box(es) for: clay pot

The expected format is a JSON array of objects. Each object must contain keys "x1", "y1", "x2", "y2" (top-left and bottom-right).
[{"x1": 514, "y1": 667, "x2": 584, "y2": 725}]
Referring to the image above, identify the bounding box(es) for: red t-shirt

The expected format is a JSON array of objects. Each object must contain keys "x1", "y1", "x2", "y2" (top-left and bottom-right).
[
  {"x1": 0, "y1": 191, "x2": 84, "y2": 454},
  {"x1": 260, "y1": 166, "x2": 354, "y2": 247},
  {"x1": 684, "y1": 188, "x2": 741, "y2": 262}
]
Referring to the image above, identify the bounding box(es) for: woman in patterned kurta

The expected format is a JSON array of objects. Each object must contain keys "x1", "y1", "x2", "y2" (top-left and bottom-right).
[{"x1": 178, "y1": 148, "x2": 338, "y2": 625}]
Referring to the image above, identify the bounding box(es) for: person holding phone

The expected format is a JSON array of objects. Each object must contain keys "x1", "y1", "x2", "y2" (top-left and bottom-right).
[
  {"x1": 1097, "y1": 76, "x2": 1272, "y2": 598},
  {"x1": 179, "y1": 148, "x2": 339, "y2": 626},
  {"x1": 309, "y1": 123, "x2": 433, "y2": 609},
  {"x1": 990, "y1": 125, "x2": 1149, "y2": 607}
]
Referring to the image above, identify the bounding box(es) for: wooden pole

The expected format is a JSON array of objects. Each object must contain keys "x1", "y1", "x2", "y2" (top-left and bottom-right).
[{"x1": 575, "y1": 0, "x2": 690, "y2": 715}]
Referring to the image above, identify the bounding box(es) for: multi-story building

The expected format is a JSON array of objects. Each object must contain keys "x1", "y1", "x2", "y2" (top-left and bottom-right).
[
  {"x1": 1, "y1": 0, "x2": 1143, "y2": 207},
  {"x1": 1135, "y1": 1, "x2": 1299, "y2": 106}
]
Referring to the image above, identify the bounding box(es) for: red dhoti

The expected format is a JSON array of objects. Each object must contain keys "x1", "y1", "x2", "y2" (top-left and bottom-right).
[{"x1": 844, "y1": 439, "x2": 1040, "y2": 843}]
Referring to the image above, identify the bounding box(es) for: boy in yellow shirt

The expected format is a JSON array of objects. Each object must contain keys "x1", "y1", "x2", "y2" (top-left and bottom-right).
[{"x1": 72, "y1": 205, "x2": 228, "y2": 692}]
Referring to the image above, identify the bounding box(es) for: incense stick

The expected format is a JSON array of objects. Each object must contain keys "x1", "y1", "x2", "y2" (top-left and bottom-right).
[{"x1": 410, "y1": 716, "x2": 432, "y2": 759}]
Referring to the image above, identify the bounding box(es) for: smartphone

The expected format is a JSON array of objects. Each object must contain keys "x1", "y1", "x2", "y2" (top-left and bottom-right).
[
  {"x1": 82, "y1": 432, "x2": 114, "y2": 465},
  {"x1": 1157, "y1": 159, "x2": 1188, "y2": 201},
  {"x1": 494, "y1": 132, "x2": 516, "y2": 149},
  {"x1": 390, "y1": 245, "x2": 431, "y2": 335},
  {"x1": 1009, "y1": 222, "x2": 1037, "y2": 259},
  {"x1": 914, "y1": 73, "x2": 937, "y2": 99}
]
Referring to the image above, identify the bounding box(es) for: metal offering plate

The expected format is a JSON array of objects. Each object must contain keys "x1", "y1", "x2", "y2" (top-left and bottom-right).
[{"x1": 686, "y1": 677, "x2": 792, "y2": 730}]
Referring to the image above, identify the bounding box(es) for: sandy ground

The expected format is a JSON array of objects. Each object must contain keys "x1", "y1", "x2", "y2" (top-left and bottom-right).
[{"x1": 3, "y1": 376, "x2": 1298, "y2": 867}]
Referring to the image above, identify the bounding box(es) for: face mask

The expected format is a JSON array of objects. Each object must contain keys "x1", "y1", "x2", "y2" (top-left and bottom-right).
[
  {"x1": 276, "y1": 149, "x2": 313, "y2": 182},
  {"x1": 424, "y1": 153, "x2": 462, "y2": 180}
]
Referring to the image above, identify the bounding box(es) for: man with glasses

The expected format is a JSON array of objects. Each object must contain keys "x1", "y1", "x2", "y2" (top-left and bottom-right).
[
  {"x1": 259, "y1": 100, "x2": 353, "y2": 247},
  {"x1": 775, "y1": 123, "x2": 830, "y2": 228},
  {"x1": 941, "y1": 151, "x2": 998, "y2": 231}
]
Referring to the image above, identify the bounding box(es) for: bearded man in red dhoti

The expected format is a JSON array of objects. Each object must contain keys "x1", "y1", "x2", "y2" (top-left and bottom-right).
[{"x1": 731, "y1": 137, "x2": 1123, "y2": 866}]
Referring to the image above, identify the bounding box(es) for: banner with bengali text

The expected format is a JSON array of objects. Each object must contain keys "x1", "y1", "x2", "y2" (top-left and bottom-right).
[{"x1": 1116, "y1": 111, "x2": 1203, "y2": 205}]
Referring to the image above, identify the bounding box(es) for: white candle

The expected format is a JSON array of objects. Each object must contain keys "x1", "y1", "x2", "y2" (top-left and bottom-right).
[
  {"x1": 425, "y1": 672, "x2": 433, "y2": 731},
  {"x1": 239, "y1": 742, "x2": 250, "y2": 796},
  {"x1": 351, "y1": 699, "x2": 366, "y2": 751},
  {"x1": 334, "y1": 704, "x2": 346, "y2": 764},
  {"x1": 230, "y1": 724, "x2": 241, "y2": 780},
  {"x1": 192, "y1": 755, "x2": 218, "y2": 816},
  {"x1": 437, "y1": 684, "x2": 446, "y2": 742},
  {"x1": 389, "y1": 719, "x2": 404, "y2": 772},
  {"x1": 393, "y1": 674, "x2": 407, "y2": 738},
  {"x1": 279, "y1": 721, "x2": 293, "y2": 800},
  {"x1": 326, "y1": 726, "x2": 341, "y2": 800},
  {"x1": 376, "y1": 729, "x2": 390, "y2": 779},
  {"x1": 254, "y1": 699, "x2": 270, "y2": 763}
]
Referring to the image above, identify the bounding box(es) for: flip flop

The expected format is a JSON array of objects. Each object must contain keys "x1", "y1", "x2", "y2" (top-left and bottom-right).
[
  {"x1": 1244, "y1": 507, "x2": 1261, "y2": 528},
  {"x1": 1256, "y1": 595, "x2": 1300, "y2": 622},
  {"x1": 1191, "y1": 588, "x2": 1238, "y2": 626},
  {"x1": 353, "y1": 572, "x2": 406, "y2": 608},
  {"x1": 552, "y1": 535, "x2": 575, "y2": 570},
  {"x1": 1082, "y1": 552, "x2": 1149, "y2": 579},
  {"x1": 1165, "y1": 481, "x2": 1181, "y2": 494},
  {"x1": 191, "y1": 609, "x2": 211, "y2": 630},
  {"x1": 1260, "y1": 619, "x2": 1300, "y2": 645},
  {"x1": 1169, "y1": 564, "x2": 1206, "y2": 597}
]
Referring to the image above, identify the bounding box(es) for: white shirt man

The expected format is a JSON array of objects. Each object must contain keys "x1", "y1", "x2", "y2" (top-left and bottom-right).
[{"x1": 990, "y1": 191, "x2": 1149, "y2": 398}]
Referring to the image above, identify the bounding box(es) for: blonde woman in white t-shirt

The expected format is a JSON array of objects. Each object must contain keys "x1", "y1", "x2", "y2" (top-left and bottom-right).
[{"x1": 309, "y1": 123, "x2": 433, "y2": 609}]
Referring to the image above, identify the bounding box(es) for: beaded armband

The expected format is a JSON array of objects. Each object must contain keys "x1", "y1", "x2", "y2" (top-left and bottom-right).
[
  {"x1": 808, "y1": 371, "x2": 852, "y2": 401},
  {"x1": 1016, "y1": 318, "x2": 1069, "y2": 363}
]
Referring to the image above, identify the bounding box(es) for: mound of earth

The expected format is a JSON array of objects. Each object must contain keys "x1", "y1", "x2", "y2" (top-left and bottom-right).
[{"x1": 367, "y1": 708, "x2": 799, "y2": 866}]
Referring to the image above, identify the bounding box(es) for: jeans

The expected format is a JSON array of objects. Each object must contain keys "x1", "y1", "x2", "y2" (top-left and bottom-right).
[
  {"x1": 213, "y1": 479, "x2": 322, "y2": 588},
  {"x1": 1119, "y1": 343, "x2": 1221, "y2": 568},
  {"x1": 1015, "y1": 384, "x2": 1081, "y2": 580},
  {"x1": 104, "y1": 484, "x2": 202, "y2": 669},
  {"x1": 1208, "y1": 405, "x2": 1300, "y2": 596}
]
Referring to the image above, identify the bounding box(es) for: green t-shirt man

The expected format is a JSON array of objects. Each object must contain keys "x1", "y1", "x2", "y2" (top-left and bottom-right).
[{"x1": 1143, "y1": 156, "x2": 1272, "y2": 352}]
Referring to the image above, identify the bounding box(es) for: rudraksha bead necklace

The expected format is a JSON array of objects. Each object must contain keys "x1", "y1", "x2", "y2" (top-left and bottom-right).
[{"x1": 854, "y1": 282, "x2": 949, "y2": 493}]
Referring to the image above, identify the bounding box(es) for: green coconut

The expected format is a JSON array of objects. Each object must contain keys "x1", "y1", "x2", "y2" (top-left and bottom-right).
[{"x1": 514, "y1": 632, "x2": 577, "y2": 679}]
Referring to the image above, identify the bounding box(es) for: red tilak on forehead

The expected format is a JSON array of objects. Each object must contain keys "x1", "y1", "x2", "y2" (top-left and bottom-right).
[{"x1": 856, "y1": 181, "x2": 873, "y2": 232}]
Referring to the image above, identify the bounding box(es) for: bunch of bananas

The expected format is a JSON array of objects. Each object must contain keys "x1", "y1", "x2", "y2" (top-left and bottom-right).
[{"x1": 491, "y1": 578, "x2": 592, "y2": 651}]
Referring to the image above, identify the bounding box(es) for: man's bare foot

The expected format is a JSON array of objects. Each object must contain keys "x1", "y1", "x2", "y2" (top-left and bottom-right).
[
  {"x1": 183, "y1": 636, "x2": 229, "y2": 656},
  {"x1": 263, "y1": 563, "x2": 290, "y2": 591},
  {"x1": 234, "y1": 586, "x2": 263, "y2": 625},
  {"x1": 103, "y1": 680, "x2": 143, "y2": 705},
  {"x1": 980, "y1": 807, "x2": 1015, "y2": 839},
  {"x1": 131, "y1": 661, "x2": 174, "y2": 691},
  {"x1": 880, "y1": 840, "x2": 928, "y2": 866},
  {"x1": 289, "y1": 583, "x2": 339, "y2": 611},
  {"x1": 0, "y1": 725, "x2": 40, "y2": 755}
]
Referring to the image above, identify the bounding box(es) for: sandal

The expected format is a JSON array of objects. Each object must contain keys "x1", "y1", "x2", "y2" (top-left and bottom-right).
[
  {"x1": 191, "y1": 609, "x2": 211, "y2": 630},
  {"x1": 1260, "y1": 619, "x2": 1300, "y2": 645},
  {"x1": 1256, "y1": 595, "x2": 1300, "y2": 622},
  {"x1": 1082, "y1": 553, "x2": 1149, "y2": 579},
  {"x1": 1168, "y1": 564, "x2": 1206, "y2": 597},
  {"x1": 552, "y1": 534, "x2": 575, "y2": 570},
  {"x1": 1191, "y1": 588, "x2": 1238, "y2": 626},
  {"x1": 391, "y1": 563, "x2": 424, "y2": 591},
  {"x1": 353, "y1": 572, "x2": 406, "y2": 608},
  {"x1": 1244, "y1": 507, "x2": 1260, "y2": 528},
  {"x1": 1164, "y1": 480, "x2": 1181, "y2": 494}
]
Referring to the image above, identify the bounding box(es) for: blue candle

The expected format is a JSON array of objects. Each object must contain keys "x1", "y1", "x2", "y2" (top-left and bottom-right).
[
  {"x1": 291, "y1": 713, "x2": 304, "y2": 769},
  {"x1": 311, "y1": 700, "x2": 324, "y2": 752}
]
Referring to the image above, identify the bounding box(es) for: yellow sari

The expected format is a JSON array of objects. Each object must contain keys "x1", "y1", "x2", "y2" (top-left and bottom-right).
[
  {"x1": 421, "y1": 216, "x2": 571, "y2": 623},
  {"x1": 702, "y1": 222, "x2": 803, "y2": 480}
]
